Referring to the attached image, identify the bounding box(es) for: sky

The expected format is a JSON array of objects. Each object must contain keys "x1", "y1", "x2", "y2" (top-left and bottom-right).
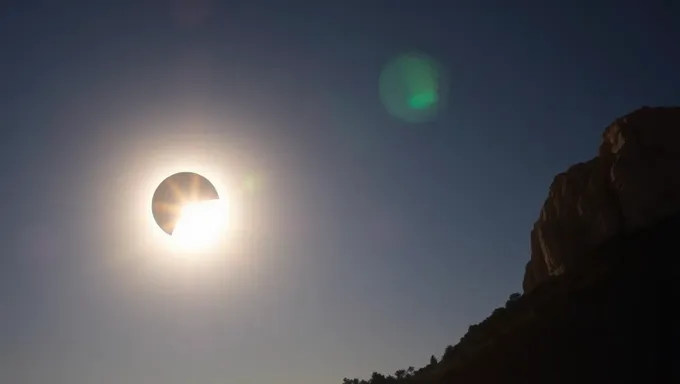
[{"x1": 1, "y1": 1, "x2": 679, "y2": 383}]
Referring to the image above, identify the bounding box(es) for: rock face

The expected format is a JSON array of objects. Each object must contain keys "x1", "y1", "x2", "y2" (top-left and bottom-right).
[{"x1": 523, "y1": 106, "x2": 680, "y2": 292}]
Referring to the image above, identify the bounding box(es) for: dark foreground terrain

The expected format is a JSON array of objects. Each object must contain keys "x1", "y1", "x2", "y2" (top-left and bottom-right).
[
  {"x1": 342, "y1": 107, "x2": 678, "y2": 384},
  {"x1": 344, "y1": 211, "x2": 675, "y2": 384}
]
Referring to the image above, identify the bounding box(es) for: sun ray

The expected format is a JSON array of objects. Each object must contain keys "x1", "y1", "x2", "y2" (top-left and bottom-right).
[
  {"x1": 190, "y1": 173, "x2": 200, "y2": 201},
  {"x1": 168, "y1": 179, "x2": 186, "y2": 203},
  {"x1": 153, "y1": 201, "x2": 181, "y2": 214}
]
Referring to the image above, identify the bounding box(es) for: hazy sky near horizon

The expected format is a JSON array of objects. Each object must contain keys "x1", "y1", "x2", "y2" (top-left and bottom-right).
[{"x1": 1, "y1": 1, "x2": 679, "y2": 383}]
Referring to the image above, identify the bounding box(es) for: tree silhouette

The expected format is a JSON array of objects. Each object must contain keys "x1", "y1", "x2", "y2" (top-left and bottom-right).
[
  {"x1": 370, "y1": 372, "x2": 390, "y2": 384},
  {"x1": 442, "y1": 344, "x2": 455, "y2": 361},
  {"x1": 505, "y1": 292, "x2": 522, "y2": 308},
  {"x1": 429, "y1": 355, "x2": 438, "y2": 366}
]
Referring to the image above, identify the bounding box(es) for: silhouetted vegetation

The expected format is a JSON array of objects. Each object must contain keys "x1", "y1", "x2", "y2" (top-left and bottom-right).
[{"x1": 342, "y1": 213, "x2": 676, "y2": 384}]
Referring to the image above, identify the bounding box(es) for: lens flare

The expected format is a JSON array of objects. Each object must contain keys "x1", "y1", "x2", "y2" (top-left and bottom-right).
[{"x1": 379, "y1": 52, "x2": 448, "y2": 123}]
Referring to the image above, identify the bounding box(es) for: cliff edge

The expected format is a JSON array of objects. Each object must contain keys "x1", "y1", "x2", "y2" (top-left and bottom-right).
[
  {"x1": 523, "y1": 106, "x2": 680, "y2": 292},
  {"x1": 341, "y1": 106, "x2": 676, "y2": 384}
]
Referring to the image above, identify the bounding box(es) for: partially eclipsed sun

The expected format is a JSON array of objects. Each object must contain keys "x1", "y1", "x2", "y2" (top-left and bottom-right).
[{"x1": 151, "y1": 172, "x2": 229, "y2": 252}]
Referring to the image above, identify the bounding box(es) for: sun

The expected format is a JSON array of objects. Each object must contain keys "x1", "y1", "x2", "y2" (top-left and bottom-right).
[
  {"x1": 151, "y1": 172, "x2": 230, "y2": 254},
  {"x1": 173, "y1": 199, "x2": 228, "y2": 251}
]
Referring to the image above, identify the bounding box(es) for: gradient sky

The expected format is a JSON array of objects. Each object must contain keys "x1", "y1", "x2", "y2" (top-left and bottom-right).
[{"x1": 1, "y1": 1, "x2": 679, "y2": 383}]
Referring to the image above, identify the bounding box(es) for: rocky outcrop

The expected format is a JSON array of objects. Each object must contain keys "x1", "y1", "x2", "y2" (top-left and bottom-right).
[{"x1": 523, "y1": 106, "x2": 680, "y2": 292}]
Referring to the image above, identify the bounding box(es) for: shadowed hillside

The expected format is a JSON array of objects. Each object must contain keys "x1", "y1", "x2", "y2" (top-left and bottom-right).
[{"x1": 342, "y1": 107, "x2": 677, "y2": 384}]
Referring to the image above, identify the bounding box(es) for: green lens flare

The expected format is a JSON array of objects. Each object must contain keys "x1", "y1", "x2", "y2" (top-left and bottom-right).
[
  {"x1": 379, "y1": 52, "x2": 447, "y2": 123},
  {"x1": 409, "y1": 92, "x2": 438, "y2": 109}
]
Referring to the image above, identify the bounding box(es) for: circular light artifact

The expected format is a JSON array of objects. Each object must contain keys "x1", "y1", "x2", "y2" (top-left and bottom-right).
[{"x1": 379, "y1": 52, "x2": 448, "y2": 123}]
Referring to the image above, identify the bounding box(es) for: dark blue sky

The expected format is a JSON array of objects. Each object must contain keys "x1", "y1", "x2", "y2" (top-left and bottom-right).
[{"x1": 1, "y1": 1, "x2": 679, "y2": 383}]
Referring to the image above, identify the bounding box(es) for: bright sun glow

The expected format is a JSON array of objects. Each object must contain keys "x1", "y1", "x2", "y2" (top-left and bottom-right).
[{"x1": 172, "y1": 199, "x2": 229, "y2": 252}]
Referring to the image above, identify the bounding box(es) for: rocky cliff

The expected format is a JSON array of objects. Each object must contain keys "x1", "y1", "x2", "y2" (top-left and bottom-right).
[
  {"x1": 341, "y1": 106, "x2": 675, "y2": 384},
  {"x1": 523, "y1": 106, "x2": 680, "y2": 292}
]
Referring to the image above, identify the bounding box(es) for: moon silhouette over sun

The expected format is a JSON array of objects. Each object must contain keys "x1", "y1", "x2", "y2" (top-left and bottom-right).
[{"x1": 151, "y1": 172, "x2": 220, "y2": 236}]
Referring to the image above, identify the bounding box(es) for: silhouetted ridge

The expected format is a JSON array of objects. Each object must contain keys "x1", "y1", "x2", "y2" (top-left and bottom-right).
[{"x1": 342, "y1": 106, "x2": 677, "y2": 384}]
